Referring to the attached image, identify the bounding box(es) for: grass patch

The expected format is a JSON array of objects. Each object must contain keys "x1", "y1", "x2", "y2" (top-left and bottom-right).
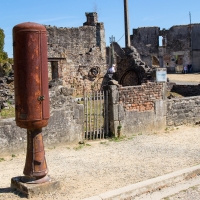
[
  {"x1": 163, "y1": 197, "x2": 170, "y2": 200},
  {"x1": 165, "y1": 127, "x2": 176, "y2": 133},
  {"x1": 109, "y1": 136, "x2": 126, "y2": 142},
  {"x1": 0, "y1": 158, "x2": 5, "y2": 162},
  {"x1": 100, "y1": 141, "x2": 109, "y2": 145},
  {"x1": 48, "y1": 146, "x2": 56, "y2": 150},
  {"x1": 0, "y1": 103, "x2": 15, "y2": 119},
  {"x1": 73, "y1": 143, "x2": 91, "y2": 150},
  {"x1": 167, "y1": 91, "x2": 183, "y2": 99},
  {"x1": 74, "y1": 144, "x2": 85, "y2": 151},
  {"x1": 191, "y1": 186, "x2": 197, "y2": 190}
]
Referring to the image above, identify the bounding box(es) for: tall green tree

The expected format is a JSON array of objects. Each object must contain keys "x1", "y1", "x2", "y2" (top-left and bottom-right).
[
  {"x1": 0, "y1": 28, "x2": 10, "y2": 64},
  {"x1": 0, "y1": 28, "x2": 5, "y2": 52}
]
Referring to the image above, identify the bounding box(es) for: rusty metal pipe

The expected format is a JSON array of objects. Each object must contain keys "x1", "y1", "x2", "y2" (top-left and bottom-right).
[{"x1": 23, "y1": 129, "x2": 48, "y2": 178}]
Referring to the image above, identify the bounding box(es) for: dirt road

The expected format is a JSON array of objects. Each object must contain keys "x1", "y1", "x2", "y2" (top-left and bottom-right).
[
  {"x1": 167, "y1": 73, "x2": 200, "y2": 84},
  {"x1": 1, "y1": 125, "x2": 200, "y2": 199}
]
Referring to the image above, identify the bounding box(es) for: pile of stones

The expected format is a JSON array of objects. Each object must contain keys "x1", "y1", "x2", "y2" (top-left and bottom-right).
[{"x1": 0, "y1": 75, "x2": 15, "y2": 111}]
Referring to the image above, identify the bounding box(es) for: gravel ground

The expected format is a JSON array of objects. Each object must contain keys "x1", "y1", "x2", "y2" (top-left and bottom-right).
[
  {"x1": 1, "y1": 125, "x2": 200, "y2": 200},
  {"x1": 167, "y1": 73, "x2": 200, "y2": 85},
  {"x1": 165, "y1": 184, "x2": 200, "y2": 200}
]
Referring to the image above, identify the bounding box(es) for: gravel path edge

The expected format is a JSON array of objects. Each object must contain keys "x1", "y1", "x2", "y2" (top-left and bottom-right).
[{"x1": 83, "y1": 164, "x2": 200, "y2": 200}]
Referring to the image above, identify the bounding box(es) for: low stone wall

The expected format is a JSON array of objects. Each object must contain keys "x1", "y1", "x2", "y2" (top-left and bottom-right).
[
  {"x1": 171, "y1": 84, "x2": 200, "y2": 97},
  {"x1": 0, "y1": 86, "x2": 84, "y2": 156},
  {"x1": 107, "y1": 82, "x2": 167, "y2": 136},
  {"x1": 167, "y1": 96, "x2": 200, "y2": 126}
]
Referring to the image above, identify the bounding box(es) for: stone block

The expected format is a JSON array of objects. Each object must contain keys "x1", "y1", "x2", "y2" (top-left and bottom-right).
[{"x1": 11, "y1": 176, "x2": 60, "y2": 198}]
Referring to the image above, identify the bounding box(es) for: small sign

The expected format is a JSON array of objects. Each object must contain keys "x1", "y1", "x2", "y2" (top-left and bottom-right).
[{"x1": 156, "y1": 70, "x2": 167, "y2": 82}]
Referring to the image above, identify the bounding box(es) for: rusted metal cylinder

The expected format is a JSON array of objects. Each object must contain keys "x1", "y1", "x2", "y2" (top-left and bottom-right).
[
  {"x1": 13, "y1": 22, "x2": 50, "y2": 181},
  {"x1": 23, "y1": 129, "x2": 48, "y2": 178},
  {"x1": 13, "y1": 22, "x2": 50, "y2": 129}
]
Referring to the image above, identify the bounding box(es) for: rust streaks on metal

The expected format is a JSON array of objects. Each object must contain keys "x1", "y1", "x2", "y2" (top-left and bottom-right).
[{"x1": 13, "y1": 22, "x2": 50, "y2": 182}]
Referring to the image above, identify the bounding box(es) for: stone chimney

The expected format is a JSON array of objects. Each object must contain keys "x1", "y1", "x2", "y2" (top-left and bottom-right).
[{"x1": 83, "y1": 12, "x2": 98, "y2": 26}]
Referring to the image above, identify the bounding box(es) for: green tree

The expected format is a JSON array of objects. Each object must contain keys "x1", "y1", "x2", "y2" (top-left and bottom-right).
[
  {"x1": 0, "y1": 28, "x2": 12, "y2": 64},
  {"x1": 0, "y1": 28, "x2": 5, "y2": 52},
  {"x1": 0, "y1": 28, "x2": 13, "y2": 76},
  {"x1": 0, "y1": 51, "x2": 8, "y2": 60}
]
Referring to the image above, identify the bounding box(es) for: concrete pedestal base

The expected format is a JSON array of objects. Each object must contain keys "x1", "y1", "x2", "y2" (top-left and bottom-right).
[{"x1": 11, "y1": 176, "x2": 60, "y2": 198}]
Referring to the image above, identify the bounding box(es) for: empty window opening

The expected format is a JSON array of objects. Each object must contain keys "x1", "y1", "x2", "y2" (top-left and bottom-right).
[
  {"x1": 159, "y1": 36, "x2": 162, "y2": 46},
  {"x1": 51, "y1": 61, "x2": 59, "y2": 79}
]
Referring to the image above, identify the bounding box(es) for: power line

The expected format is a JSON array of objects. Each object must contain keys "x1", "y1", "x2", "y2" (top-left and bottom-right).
[{"x1": 117, "y1": 33, "x2": 125, "y2": 43}]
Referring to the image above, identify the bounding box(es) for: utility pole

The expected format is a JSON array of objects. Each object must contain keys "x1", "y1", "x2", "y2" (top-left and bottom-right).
[
  {"x1": 109, "y1": 35, "x2": 115, "y2": 66},
  {"x1": 189, "y1": 11, "x2": 193, "y2": 67},
  {"x1": 124, "y1": 0, "x2": 130, "y2": 47}
]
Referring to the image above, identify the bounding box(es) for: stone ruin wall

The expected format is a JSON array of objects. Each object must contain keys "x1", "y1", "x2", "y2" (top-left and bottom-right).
[
  {"x1": 0, "y1": 85, "x2": 84, "y2": 155},
  {"x1": 112, "y1": 43, "x2": 152, "y2": 86},
  {"x1": 130, "y1": 24, "x2": 200, "y2": 73},
  {"x1": 130, "y1": 27, "x2": 160, "y2": 67},
  {"x1": 167, "y1": 96, "x2": 200, "y2": 126},
  {"x1": 45, "y1": 13, "x2": 107, "y2": 95}
]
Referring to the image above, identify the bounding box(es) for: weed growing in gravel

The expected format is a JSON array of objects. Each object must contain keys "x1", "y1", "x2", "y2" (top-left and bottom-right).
[
  {"x1": 12, "y1": 154, "x2": 16, "y2": 158},
  {"x1": 109, "y1": 136, "x2": 126, "y2": 142},
  {"x1": 74, "y1": 144, "x2": 84, "y2": 150},
  {"x1": 0, "y1": 158, "x2": 5, "y2": 162},
  {"x1": 100, "y1": 141, "x2": 106, "y2": 144},
  {"x1": 163, "y1": 197, "x2": 170, "y2": 200},
  {"x1": 191, "y1": 186, "x2": 197, "y2": 190},
  {"x1": 165, "y1": 127, "x2": 177, "y2": 133},
  {"x1": 73, "y1": 143, "x2": 91, "y2": 150},
  {"x1": 100, "y1": 141, "x2": 109, "y2": 145},
  {"x1": 48, "y1": 146, "x2": 56, "y2": 150}
]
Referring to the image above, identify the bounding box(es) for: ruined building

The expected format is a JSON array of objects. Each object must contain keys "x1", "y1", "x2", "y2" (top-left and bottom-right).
[
  {"x1": 110, "y1": 43, "x2": 152, "y2": 86},
  {"x1": 45, "y1": 12, "x2": 153, "y2": 92},
  {"x1": 131, "y1": 24, "x2": 200, "y2": 73},
  {"x1": 45, "y1": 12, "x2": 107, "y2": 95}
]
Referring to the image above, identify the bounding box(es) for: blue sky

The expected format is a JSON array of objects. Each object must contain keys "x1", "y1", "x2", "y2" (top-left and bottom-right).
[{"x1": 1, "y1": 0, "x2": 200, "y2": 58}]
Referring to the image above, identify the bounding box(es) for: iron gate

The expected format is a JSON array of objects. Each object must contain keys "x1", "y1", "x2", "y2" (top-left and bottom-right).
[{"x1": 83, "y1": 90, "x2": 109, "y2": 140}]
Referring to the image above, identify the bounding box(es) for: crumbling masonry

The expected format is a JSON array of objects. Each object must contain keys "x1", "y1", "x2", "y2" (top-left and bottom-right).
[
  {"x1": 45, "y1": 12, "x2": 153, "y2": 93},
  {"x1": 45, "y1": 12, "x2": 107, "y2": 95},
  {"x1": 131, "y1": 24, "x2": 200, "y2": 73}
]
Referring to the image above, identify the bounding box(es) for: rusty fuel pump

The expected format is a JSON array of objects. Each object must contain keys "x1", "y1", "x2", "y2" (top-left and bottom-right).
[{"x1": 13, "y1": 22, "x2": 50, "y2": 183}]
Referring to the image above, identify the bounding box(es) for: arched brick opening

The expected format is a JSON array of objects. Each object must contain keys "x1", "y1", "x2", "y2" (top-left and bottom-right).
[{"x1": 119, "y1": 70, "x2": 139, "y2": 86}]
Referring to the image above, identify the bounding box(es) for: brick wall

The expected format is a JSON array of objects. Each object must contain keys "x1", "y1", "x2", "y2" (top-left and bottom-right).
[
  {"x1": 107, "y1": 83, "x2": 166, "y2": 137},
  {"x1": 119, "y1": 83, "x2": 164, "y2": 111}
]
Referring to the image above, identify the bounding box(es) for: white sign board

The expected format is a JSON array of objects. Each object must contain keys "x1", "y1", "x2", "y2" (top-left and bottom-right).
[{"x1": 156, "y1": 70, "x2": 167, "y2": 82}]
